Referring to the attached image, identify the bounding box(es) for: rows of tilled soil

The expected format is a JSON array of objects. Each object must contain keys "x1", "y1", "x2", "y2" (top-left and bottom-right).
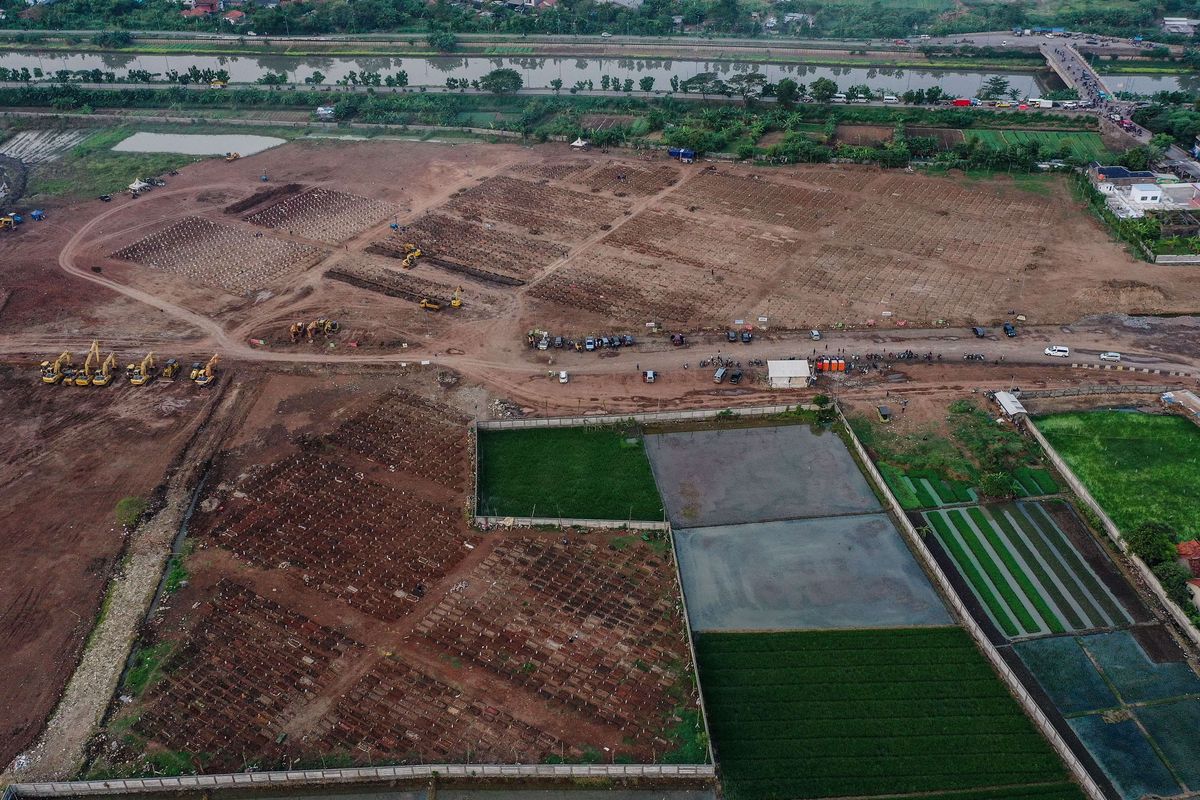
[
  {"x1": 245, "y1": 187, "x2": 397, "y2": 244},
  {"x1": 112, "y1": 216, "x2": 325, "y2": 295},
  {"x1": 223, "y1": 183, "x2": 306, "y2": 215},
  {"x1": 445, "y1": 176, "x2": 629, "y2": 240}
]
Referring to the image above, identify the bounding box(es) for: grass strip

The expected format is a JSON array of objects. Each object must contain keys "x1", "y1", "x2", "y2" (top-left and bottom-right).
[
  {"x1": 928, "y1": 511, "x2": 1019, "y2": 636},
  {"x1": 968, "y1": 507, "x2": 1064, "y2": 633},
  {"x1": 987, "y1": 506, "x2": 1086, "y2": 630},
  {"x1": 880, "y1": 463, "x2": 920, "y2": 510},
  {"x1": 947, "y1": 509, "x2": 1041, "y2": 634},
  {"x1": 1020, "y1": 502, "x2": 1129, "y2": 626}
]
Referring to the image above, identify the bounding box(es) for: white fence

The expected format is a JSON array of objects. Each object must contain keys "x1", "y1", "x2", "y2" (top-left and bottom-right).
[
  {"x1": 478, "y1": 404, "x2": 812, "y2": 430},
  {"x1": 474, "y1": 515, "x2": 667, "y2": 530},
  {"x1": 1154, "y1": 254, "x2": 1200, "y2": 264},
  {"x1": 837, "y1": 405, "x2": 1108, "y2": 800},
  {"x1": 8, "y1": 764, "x2": 716, "y2": 797},
  {"x1": 1026, "y1": 419, "x2": 1200, "y2": 650}
]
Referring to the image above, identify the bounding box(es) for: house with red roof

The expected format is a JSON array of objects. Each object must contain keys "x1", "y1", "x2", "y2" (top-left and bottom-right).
[{"x1": 1177, "y1": 540, "x2": 1200, "y2": 577}]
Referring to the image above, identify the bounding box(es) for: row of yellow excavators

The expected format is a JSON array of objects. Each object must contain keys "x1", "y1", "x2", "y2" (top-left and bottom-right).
[
  {"x1": 289, "y1": 318, "x2": 340, "y2": 342},
  {"x1": 40, "y1": 341, "x2": 220, "y2": 388}
]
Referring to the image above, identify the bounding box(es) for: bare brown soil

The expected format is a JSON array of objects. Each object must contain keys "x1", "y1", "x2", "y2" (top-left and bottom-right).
[
  {"x1": 0, "y1": 367, "x2": 218, "y2": 769},
  {"x1": 88, "y1": 374, "x2": 697, "y2": 775}
]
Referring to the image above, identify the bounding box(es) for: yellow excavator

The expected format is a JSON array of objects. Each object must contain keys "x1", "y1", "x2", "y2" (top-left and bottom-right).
[
  {"x1": 92, "y1": 352, "x2": 119, "y2": 387},
  {"x1": 296, "y1": 318, "x2": 340, "y2": 341},
  {"x1": 419, "y1": 298, "x2": 441, "y2": 311},
  {"x1": 225, "y1": 152, "x2": 241, "y2": 162},
  {"x1": 451, "y1": 286, "x2": 463, "y2": 309},
  {"x1": 40, "y1": 351, "x2": 72, "y2": 385},
  {"x1": 74, "y1": 340, "x2": 101, "y2": 386},
  {"x1": 162, "y1": 358, "x2": 182, "y2": 379},
  {"x1": 401, "y1": 243, "x2": 422, "y2": 269},
  {"x1": 192, "y1": 354, "x2": 219, "y2": 387},
  {"x1": 127, "y1": 352, "x2": 157, "y2": 386}
]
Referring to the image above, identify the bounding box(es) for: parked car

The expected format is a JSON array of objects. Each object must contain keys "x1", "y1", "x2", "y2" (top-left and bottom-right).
[
  {"x1": 558, "y1": 371, "x2": 569, "y2": 384},
  {"x1": 585, "y1": 337, "x2": 596, "y2": 351},
  {"x1": 642, "y1": 370, "x2": 657, "y2": 383},
  {"x1": 729, "y1": 369, "x2": 744, "y2": 385},
  {"x1": 622, "y1": 334, "x2": 634, "y2": 346},
  {"x1": 713, "y1": 367, "x2": 727, "y2": 384},
  {"x1": 1045, "y1": 345, "x2": 1071, "y2": 357},
  {"x1": 537, "y1": 337, "x2": 549, "y2": 351},
  {"x1": 1099, "y1": 351, "x2": 1122, "y2": 362},
  {"x1": 1003, "y1": 322, "x2": 1017, "y2": 337},
  {"x1": 671, "y1": 333, "x2": 685, "y2": 346},
  {"x1": 972, "y1": 326, "x2": 987, "y2": 338},
  {"x1": 727, "y1": 331, "x2": 738, "y2": 342},
  {"x1": 553, "y1": 336, "x2": 563, "y2": 348},
  {"x1": 599, "y1": 336, "x2": 610, "y2": 348},
  {"x1": 740, "y1": 330, "x2": 753, "y2": 343},
  {"x1": 810, "y1": 329, "x2": 822, "y2": 341}
]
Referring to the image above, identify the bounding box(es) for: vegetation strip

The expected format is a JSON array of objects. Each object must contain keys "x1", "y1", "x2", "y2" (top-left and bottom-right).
[
  {"x1": 987, "y1": 507, "x2": 1088, "y2": 630},
  {"x1": 965, "y1": 507, "x2": 1064, "y2": 633},
  {"x1": 946, "y1": 509, "x2": 1043, "y2": 635},
  {"x1": 927, "y1": 511, "x2": 1020, "y2": 637},
  {"x1": 1019, "y1": 502, "x2": 1130, "y2": 626}
]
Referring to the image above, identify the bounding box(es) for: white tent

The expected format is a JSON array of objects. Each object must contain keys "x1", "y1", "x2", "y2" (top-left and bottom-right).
[
  {"x1": 767, "y1": 359, "x2": 811, "y2": 389},
  {"x1": 570, "y1": 137, "x2": 590, "y2": 149},
  {"x1": 994, "y1": 391, "x2": 1027, "y2": 419}
]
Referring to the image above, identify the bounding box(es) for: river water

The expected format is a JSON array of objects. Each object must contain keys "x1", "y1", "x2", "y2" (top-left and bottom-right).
[
  {"x1": 1, "y1": 49, "x2": 1188, "y2": 95},
  {"x1": 113, "y1": 131, "x2": 286, "y2": 154}
]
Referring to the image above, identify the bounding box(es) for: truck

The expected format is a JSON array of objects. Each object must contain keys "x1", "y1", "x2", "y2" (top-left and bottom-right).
[
  {"x1": 667, "y1": 147, "x2": 696, "y2": 164},
  {"x1": 952, "y1": 98, "x2": 972, "y2": 107},
  {"x1": 1037, "y1": 99, "x2": 1054, "y2": 108}
]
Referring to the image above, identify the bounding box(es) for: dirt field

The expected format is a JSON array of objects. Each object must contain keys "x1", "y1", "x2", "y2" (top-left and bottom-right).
[
  {"x1": 85, "y1": 373, "x2": 700, "y2": 776},
  {"x1": 0, "y1": 367, "x2": 218, "y2": 770}
]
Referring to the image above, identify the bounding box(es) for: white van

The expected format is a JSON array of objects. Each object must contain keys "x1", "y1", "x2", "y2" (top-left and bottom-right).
[
  {"x1": 883, "y1": 95, "x2": 899, "y2": 104},
  {"x1": 832, "y1": 93, "x2": 848, "y2": 104},
  {"x1": 1044, "y1": 345, "x2": 1070, "y2": 358},
  {"x1": 558, "y1": 370, "x2": 569, "y2": 383}
]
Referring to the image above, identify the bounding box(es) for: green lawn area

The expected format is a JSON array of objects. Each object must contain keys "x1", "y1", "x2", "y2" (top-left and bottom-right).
[
  {"x1": 696, "y1": 628, "x2": 1080, "y2": 800},
  {"x1": 964, "y1": 129, "x2": 1111, "y2": 162},
  {"x1": 25, "y1": 127, "x2": 199, "y2": 201},
  {"x1": 477, "y1": 427, "x2": 664, "y2": 520},
  {"x1": 1036, "y1": 411, "x2": 1200, "y2": 541}
]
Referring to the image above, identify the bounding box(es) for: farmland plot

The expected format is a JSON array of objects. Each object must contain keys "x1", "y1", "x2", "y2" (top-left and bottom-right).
[
  {"x1": 697, "y1": 628, "x2": 1081, "y2": 800},
  {"x1": 444, "y1": 176, "x2": 629, "y2": 240},
  {"x1": 925, "y1": 501, "x2": 1133, "y2": 639},
  {"x1": 1015, "y1": 630, "x2": 1200, "y2": 800},
  {"x1": 244, "y1": 187, "x2": 396, "y2": 244}
]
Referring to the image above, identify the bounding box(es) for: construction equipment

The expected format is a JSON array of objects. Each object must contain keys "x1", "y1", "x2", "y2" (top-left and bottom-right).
[
  {"x1": 0, "y1": 217, "x2": 13, "y2": 230},
  {"x1": 192, "y1": 354, "x2": 220, "y2": 387},
  {"x1": 30, "y1": 210, "x2": 45, "y2": 221},
  {"x1": 127, "y1": 352, "x2": 157, "y2": 386},
  {"x1": 162, "y1": 358, "x2": 181, "y2": 380},
  {"x1": 75, "y1": 340, "x2": 101, "y2": 386},
  {"x1": 225, "y1": 152, "x2": 241, "y2": 162},
  {"x1": 419, "y1": 298, "x2": 442, "y2": 311},
  {"x1": 40, "y1": 352, "x2": 72, "y2": 384},
  {"x1": 451, "y1": 286, "x2": 463, "y2": 309},
  {"x1": 400, "y1": 243, "x2": 422, "y2": 269},
  {"x1": 92, "y1": 353, "x2": 119, "y2": 387},
  {"x1": 290, "y1": 321, "x2": 305, "y2": 342},
  {"x1": 296, "y1": 318, "x2": 340, "y2": 341}
]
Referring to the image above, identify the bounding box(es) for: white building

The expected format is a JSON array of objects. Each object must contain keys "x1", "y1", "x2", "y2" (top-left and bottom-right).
[
  {"x1": 767, "y1": 359, "x2": 811, "y2": 389},
  {"x1": 1130, "y1": 183, "x2": 1162, "y2": 204}
]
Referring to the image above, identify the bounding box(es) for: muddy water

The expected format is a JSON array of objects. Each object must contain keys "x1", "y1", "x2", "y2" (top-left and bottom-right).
[{"x1": 113, "y1": 131, "x2": 287, "y2": 155}]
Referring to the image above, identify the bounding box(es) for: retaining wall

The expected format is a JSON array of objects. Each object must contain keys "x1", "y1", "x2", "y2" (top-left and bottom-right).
[
  {"x1": 1016, "y1": 384, "x2": 1177, "y2": 398},
  {"x1": 1154, "y1": 254, "x2": 1200, "y2": 264},
  {"x1": 474, "y1": 515, "x2": 667, "y2": 530},
  {"x1": 1025, "y1": 418, "x2": 1200, "y2": 650},
  {"x1": 837, "y1": 404, "x2": 1107, "y2": 800},
  {"x1": 8, "y1": 764, "x2": 716, "y2": 797}
]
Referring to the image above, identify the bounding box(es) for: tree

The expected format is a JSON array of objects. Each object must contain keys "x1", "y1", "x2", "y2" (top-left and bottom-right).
[
  {"x1": 479, "y1": 68, "x2": 523, "y2": 94},
  {"x1": 810, "y1": 77, "x2": 838, "y2": 103},
  {"x1": 92, "y1": 31, "x2": 133, "y2": 48},
  {"x1": 979, "y1": 75, "x2": 1011, "y2": 100},
  {"x1": 728, "y1": 71, "x2": 767, "y2": 100},
  {"x1": 427, "y1": 31, "x2": 458, "y2": 52},
  {"x1": 669, "y1": 75, "x2": 679, "y2": 93},
  {"x1": 622, "y1": 78, "x2": 634, "y2": 93},
  {"x1": 1149, "y1": 132, "x2": 1174, "y2": 160},
  {"x1": 1126, "y1": 520, "x2": 1176, "y2": 567},
  {"x1": 600, "y1": 75, "x2": 611, "y2": 91},
  {"x1": 1117, "y1": 145, "x2": 1154, "y2": 171},
  {"x1": 847, "y1": 83, "x2": 872, "y2": 100},
  {"x1": 639, "y1": 76, "x2": 655, "y2": 92},
  {"x1": 1153, "y1": 562, "x2": 1194, "y2": 609},
  {"x1": 925, "y1": 85, "x2": 945, "y2": 104},
  {"x1": 775, "y1": 77, "x2": 799, "y2": 108},
  {"x1": 550, "y1": 78, "x2": 563, "y2": 92}
]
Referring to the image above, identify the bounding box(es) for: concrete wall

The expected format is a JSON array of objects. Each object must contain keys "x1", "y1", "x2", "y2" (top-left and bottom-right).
[
  {"x1": 837, "y1": 404, "x2": 1107, "y2": 800},
  {"x1": 474, "y1": 515, "x2": 667, "y2": 530},
  {"x1": 9, "y1": 764, "x2": 716, "y2": 797},
  {"x1": 477, "y1": 404, "x2": 814, "y2": 430}
]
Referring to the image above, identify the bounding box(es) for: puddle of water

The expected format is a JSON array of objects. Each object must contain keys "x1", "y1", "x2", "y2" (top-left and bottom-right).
[{"x1": 112, "y1": 132, "x2": 286, "y2": 156}]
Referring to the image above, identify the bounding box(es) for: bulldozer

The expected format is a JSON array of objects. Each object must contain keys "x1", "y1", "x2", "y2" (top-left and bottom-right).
[
  {"x1": 127, "y1": 352, "x2": 157, "y2": 386},
  {"x1": 92, "y1": 353, "x2": 119, "y2": 387},
  {"x1": 40, "y1": 352, "x2": 72, "y2": 385},
  {"x1": 419, "y1": 298, "x2": 441, "y2": 311},
  {"x1": 162, "y1": 358, "x2": 182, "y2": 379},
  {"x1": 192, "y1": 354, "x2": 220, "y2": 387},
  {"x1": 74, "y1": 340, "x2": 101, "y2": 386},
  {"x1": 0, "y1": 216, "x2": 14, "y2": 230},
  {"x1": 451, "y1": 286, "x2": 463, "y2": 309}
]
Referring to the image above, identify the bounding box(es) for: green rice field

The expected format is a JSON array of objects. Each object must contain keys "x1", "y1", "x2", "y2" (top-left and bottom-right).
[
  {"x1": 1036, "y1": 411, "x2": 1200, "y2": 541},
  {"x1": 477, "y1": 427, "x2": 664, "y2": 520},
  {"x1": 696, "y1": 628, "x2": 1082, "y2": 800},
  {"x1": 965, "y1": 129, "x2": 1110, "y2": 162},
  {"x1": 925, "y1": 501, "x2": 1133, "y2": 638}
]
